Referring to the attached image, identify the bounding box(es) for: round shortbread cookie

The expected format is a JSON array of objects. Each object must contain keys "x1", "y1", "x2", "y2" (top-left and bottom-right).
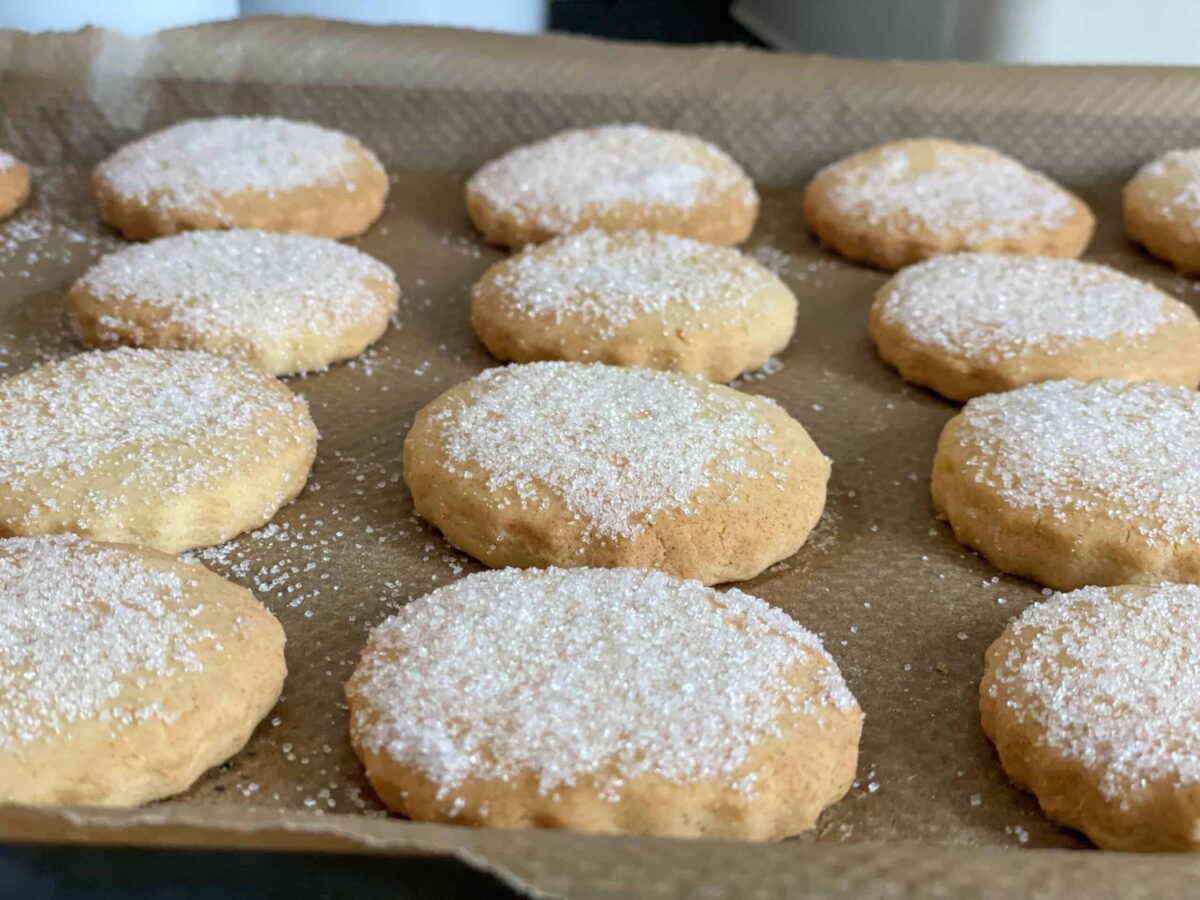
[
  {"x1": 0, "y1": 150, "x2": 30, "y2": 221},
  {"x1": 932, "y1": 379, "x2": 1200, "y2": 590},
  {"x1": 93, "y1": 117, "x2": 387, "y2": 240},
  {"x1": 403, "y1": 362, "x2": 829, "y2": 585},
  {"x1": 804, "y1": 139, "x2": 1094, "y2": 270},
  {"x1": 465, "y1": 124, "x2": 758, "y2": 248},
  {"x1": 982, "y1": 582, "x2": 1200, "y2": 851},
  {"x1": 870, "y1": 253, "x2": 1200, "y2": 401},
  {"x1": 347, "y1": 566, "x2": 861, "y2": 840},
  {"x1": 1124, "y1": 148, "x2": 1200, "y2": 274},
  {"x1": 68, "y1": 230, "x2": 400, "y2": 376},
  {"x1": 470, "y1": 229, "x2": 797, "y2": 382},
  {"x1": 0, "y1": 534, "x2": 285, "y2": 807},
  {"x1": 0, "y1": 348, "x2": 318, "y2": 553}
]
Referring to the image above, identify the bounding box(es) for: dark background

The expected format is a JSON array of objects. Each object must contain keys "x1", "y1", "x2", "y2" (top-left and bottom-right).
[
  {"x1": 550, "y1": 0, "x2": 762, "y2": 45},
  {"x1": 0, "y1": 844, "x2": 521, "y2": 899}
]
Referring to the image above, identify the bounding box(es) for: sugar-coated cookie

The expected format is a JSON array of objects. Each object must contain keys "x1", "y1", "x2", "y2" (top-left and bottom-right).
[
  {"x1": 0, "y1": 348, "x2": 317, "y2": 553},
  {"x1": 470, "y1": 229, "x2": 796, "y2": 382},
  {"x1": 68, "y1": 230, "x2": 400, "y2": 376},
  {"x1": 804, "y1": 139, "x2": 1094, "y2": 270},
  {"x1": 1124, "y1": 148, "x2": 1200, "y2": 274},
  {"x1": 347, "y1": 566, "x2": 860, "y2": 840},
  {"x1": 465, "y1": 124, "x2": 758, "y2": 248},
  {"x1": 932, "y1": 379, "x2": 1200, "y2": 590},
  {"x1": 403, "y1": 361, "x2": 828, "y2": 585},
  {"x1": 982, "y1": 582, "x2": 1200, "y2": 851},
  {"x1": 0, "y1": 534, "x2": 285, "y2": 806},
  {"x1": 93, "y1": 117, "x2": 387, "y2": 240},
  {"x1": 870, "y1": 253, "x2": 1200, "y2": 401},
  {"x1": 0, "y1": 150, "x2": 30, "y2": 221}
]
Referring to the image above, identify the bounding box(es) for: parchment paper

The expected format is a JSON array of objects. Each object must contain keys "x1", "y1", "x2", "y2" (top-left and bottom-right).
[{"x1": 3, "y1": 17, "x2": 1200, "y2": 897}]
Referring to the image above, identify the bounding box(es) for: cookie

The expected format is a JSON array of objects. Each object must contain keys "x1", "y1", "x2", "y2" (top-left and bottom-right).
[
  {"x1": 347, "y1": 566, "x2": 860, "y2": 839},
  {"x1": 804, "y1": 139, "x2": 1094, "y2": 270},
  {"x1": 0, "y1": 534, "x2": 285, "y2": 806},
  {"x1": 404, "y1": 362, "x2": 828, "y2": 585},
  {"x1": 1124, "y1": 148, "x2": 1200, "y2": 274},
  {"x1": 465, "y1": 124, "x2": 758, "y2": 248},
  {"x1": 93, "y1": 117, "x2": 387, "y2": 240},
  {"x1": 982, "y1": 582, "x2": 1200, "y2": 851},
  {"x1": 470, "y1": 229, "x2": 796, "y2": 381},
  {"x1": 0, "y1": 150, "x2": 30, "y2": 221},
  {"x1": 932, "y1": 379, "x2": 1200, "y2": 590},
  {"x1": 68, "y1": 230, "x2": 400, "y2": 376},
  {"x1": 870, "y1": 253, "x2": 1200, "y2": 401},
  {"x1": 0, "y1": 348, "x2": 317, "y2": 553}
]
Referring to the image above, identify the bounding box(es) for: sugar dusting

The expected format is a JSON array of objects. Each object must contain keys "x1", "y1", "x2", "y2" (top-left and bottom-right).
[
  {"x1": 958, "y1": 379, "x2": 1200, "y2": 544},
  {"x1": 0, "y1": 165, "x2": 122, "y2": 281},
  {"x1": 467, "y1": 124, "x2": 754, "y2": 233},
  {"x1": 95, "y1": 117, "x2": 369, "y2": 213},
  {"x1": 729, "y1": 355, "x2": 783, "y2": 387},
  {"x1": 0, "y1": 348, "x2": 312, "y2": 525},
  {"x1": 1136, "y1": 148, "x2": 1200, "y2": 212},
  {"x1": 488, "y1": 229, "x2": 781, "y2": 335},
  {"x1": 989, "y1": 583, "x2": 1200, "y2": 798},
  {"x1": 0, "y1": 150, "x2": 16, "y2": 171},
  {"x1": 823, "y1": 141, "x2": 1074, "y2": 241},
  {"x1": 77, "y1": 230, "x2": 398, "y2": 349},
  {"x1": 350, "y1": 566, "x2": 856, "y2": 799},
  {"x1": 0, "y1": 534, "x2": 213, "y2": 749},
  {"x1": 435, "y1": 362, "x2": 792, "y2": 540},
  {"x1": 880, "y1": 254, "x2": 1185, "y2": 359}
]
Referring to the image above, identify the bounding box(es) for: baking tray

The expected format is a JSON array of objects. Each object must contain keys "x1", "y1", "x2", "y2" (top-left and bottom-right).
[{"x1": 4, "y1": 17, "x2": 1200, "y2": 897}]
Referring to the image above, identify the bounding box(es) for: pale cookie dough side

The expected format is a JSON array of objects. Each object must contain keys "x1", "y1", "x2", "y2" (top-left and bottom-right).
[
  {"x1": 0, "y1": 348, "x2": 318, "y2": 553},
  {"x1": 870, "y1": 254, "x2": 1200, "y2": 401},
  {"x1": 0, "y1": 534, "x2": 286, "y2": 807},
  {"x1": 471, "y1": 229, "x2": 797, "y2": 382},
  {"x1": 0, "y1": 150, "x2": 30, "y2": 221},
  {"x1": 804, "y1": 139, "x2": 1094, "y2": 270},
  {"x1": 347, "y1": 567, "x2": 861, "y2": 840},
  {"x1": 465, "y1": 124, "x2": 758, "y2": 248},
  {"x1": 982, "y1": 583, "x2": 1200, "y2": 851},
  {"x1": 403, "y1": 362, "x2": 828, "y2": 585},
  {"x1": 932, "y1": 379, "x2": 1200, "y2": 590},
  {"x1": 93, "y1": 117, "x2": 387, "y2": 240},
  {"x1": 1124, "y1": 148, "x2": 1200, "y2": 274},
  {"x1": 68, "y1": 230, "x2": 400, "y2": 376}
]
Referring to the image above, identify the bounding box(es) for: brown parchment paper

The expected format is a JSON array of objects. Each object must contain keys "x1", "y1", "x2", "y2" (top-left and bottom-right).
[{"x1": 5, "y1": 17, "x2": 1200, "y2": 897}]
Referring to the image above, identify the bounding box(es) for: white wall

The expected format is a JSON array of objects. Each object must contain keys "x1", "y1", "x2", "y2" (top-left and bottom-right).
[
  {"x1": 0, "y1": 0, "x2": 238, "y2": 34},
  {"x1": 733, "y1": 0, "x2": 1200, "y2": 65},
  {"x1": 989, "y1": 0, "x2": 1200, "y2": 64},
  {"x1": 0, "y1": 0, "x2": 546, "y2": 35}
]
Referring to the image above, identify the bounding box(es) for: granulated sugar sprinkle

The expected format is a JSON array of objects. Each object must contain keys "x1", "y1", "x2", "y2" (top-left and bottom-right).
[
  {"x1": 490, "y1": 229, "x2": 780, "y2": 334},
  {"x1": 96, "y1": 117, "x2": 365, "y2": 211},
  {"x1": 350, "y1": 567, "x2": 855, "y2": 798},
  {"x1": 0, "y1": 150, "x2": 17, "y2": 170},
  {"x1": 0, "y1": 348, "x2": 311, "y2": 521},
  {"x1": 0, "y1": 165, "x2": 122, "y2": 281},
  {"x1": 1137, "y1": 148, "x2": 1200, "y2": 211},
  {"x1": 436, "y1": 362, "x2": 788, "y2": 539},
  {"x1": 880, "y1": 254, "x2": 1182, "y2": 359},
  {"x1": 78, "y1": 230, "x2": 397, "y2": 343},
  {"x1": 0, "y1": 534, "x2": 212, "y2": 749},
  {"x1": 825, "y1": 143, "x2": 1073, "y2": 241},
  {"x1": 730, "y1": 355, "x2": 783, "y2": 387},
  {"x1": 959, "y1": 379, "x2": 1200, "y2": 544},
  {"x1": 467, "y1": 124, "x2": 752, "y2": 232},
  {"x1": 989, "y1": 583, "x2": 1200, "y2": 798}
]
